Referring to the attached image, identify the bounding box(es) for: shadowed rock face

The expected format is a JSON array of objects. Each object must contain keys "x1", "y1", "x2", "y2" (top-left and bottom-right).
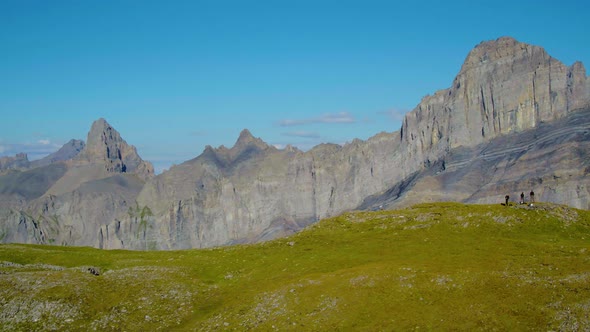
[
  {"x1": 77, "y1": 118, "x2": 154, "y2": 180},
  {"x1": 1, "y1": 37, "x2": 589, "y2": 250},
  {"x1": 400, "y1": 37, "x2": 588, "y2": 172},
  {"x1": 361, "y1": 107, "x2": 590, "y2": 210}
]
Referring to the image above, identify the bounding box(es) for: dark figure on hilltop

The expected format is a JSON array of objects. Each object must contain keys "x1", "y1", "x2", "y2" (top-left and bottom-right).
[
  {"x1": 505, "y1": 195, "x2": 510, "y2": 206},
  {"x1": 530, "y1": 190, "x2": 535, "y2": 203},
  {"x1": 520, "y1": 192, "x2": 525, "y2": 204}
]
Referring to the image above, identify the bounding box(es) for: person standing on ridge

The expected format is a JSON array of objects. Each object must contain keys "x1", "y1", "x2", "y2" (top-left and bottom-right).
[
  {"x1": 530, "y1": 190, "x2": 535, "y2": 203},
  {"x1": 505, "y1": 195, "x2": 510, "y2": 206},
  {"x1": 520, "y1": 192, "x2": 525, "y2": 204}
]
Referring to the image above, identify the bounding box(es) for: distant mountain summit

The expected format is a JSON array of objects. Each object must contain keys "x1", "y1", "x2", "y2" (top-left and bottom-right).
[
  {"x1": 76, "y1": 118, "x2": 154, "y2": 180},
  {"x1": 400, "y1": 36, "x2": 589, "y2": 171},
  {"x1": 31, "y1": 139, "x2": 85, "y2": 168},
  {"x1": 198, "y1": 129, "x2": 275, "y2": 170},
  {"x1": 0, "y1": 153, "x2": 29, "y2": 173},
  {"x1": 1, "y1": 37, "x2": 589, "y2": 250},
  {"x1": 0, "y1": 139, "x2": 85, "y2": 174}
]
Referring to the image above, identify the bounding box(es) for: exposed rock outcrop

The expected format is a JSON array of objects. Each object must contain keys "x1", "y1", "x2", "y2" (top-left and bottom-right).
[
  {"x1": 97, "y1": 131, "x2": 401, "y2": 249},
  {"x1": 76, "y1": 119, "x2": 154, "y2": 180},
  {"x1": 362, "y1": 107, "x2": 590, "y2": 209},
  {"x1": 0, "y1": 119, "x2": 153, "y2": 247},
  {"x1": 0, "y1": 37, "x2": 589, "y2": 250},
  {"x1": 401, "y1": 37, "x2": 589, "y2": 171}
]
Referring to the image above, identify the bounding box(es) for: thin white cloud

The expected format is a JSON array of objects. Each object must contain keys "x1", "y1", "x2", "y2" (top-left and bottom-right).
[
  {"x1": 281, "y1": 131, "x2": 321, "y2": 139},
  {"x1": 279, "y1": 111, "x2": 356, "y2": 127},
  {"x1": 38, "y1": 139, "x2": 51, "y2": 145}
]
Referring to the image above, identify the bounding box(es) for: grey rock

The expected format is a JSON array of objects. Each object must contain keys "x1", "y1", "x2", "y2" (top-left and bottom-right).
[
  {"x1": 97, "y1": 131, "x2": 402, "y2": 249},
  {"x1": 76, "y1": 118, "x2": 154, "y2": 180},
  {"x1": 0, "y1": 139, "x2": 85, "y2": 175},
  {"x1": 362, "y1": 107, "x2": 590, "y2": 210},
  {"x1": 400, "y1": 37, "x2": 588, "y2": 173},
  {"x1": 0, "y1": 153, "x2": 29, "y2": 173},
  {"x1": 0, "y1": 163, "x2": 68, "y2": 208},
  {"x1": 0, "y1": 119, "x2": 154, "y2": 248},
  {"x1": 30, "y1": 139, "x2": 85, "y2": 168},
  {"x1": 1, "y1": 37, "x2": 589, "y2": 250}
]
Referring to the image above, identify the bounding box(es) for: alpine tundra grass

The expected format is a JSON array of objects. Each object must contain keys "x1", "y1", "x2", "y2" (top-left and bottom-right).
[{"x1": 1, "y1": 202, "x2": 589, "y2": 331}]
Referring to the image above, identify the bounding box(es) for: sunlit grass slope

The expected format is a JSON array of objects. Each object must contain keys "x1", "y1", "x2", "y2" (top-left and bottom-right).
[{"x1": 1, "y1": 202, "x2": 589, "y2": 331}]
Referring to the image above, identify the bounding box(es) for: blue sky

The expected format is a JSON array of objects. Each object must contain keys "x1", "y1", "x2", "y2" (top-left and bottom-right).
[{"x1": 1, "y1": 0, "x2": 589, "y2": 173}]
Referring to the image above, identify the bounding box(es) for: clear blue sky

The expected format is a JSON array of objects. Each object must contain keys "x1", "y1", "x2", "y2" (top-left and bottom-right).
[{"x1": 1, "y1": 0, "x2": 589, "y2": 173}]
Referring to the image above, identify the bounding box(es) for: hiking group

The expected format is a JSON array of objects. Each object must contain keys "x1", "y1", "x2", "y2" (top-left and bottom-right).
[{"x1": 505, "y1": 190, "x2": 535, "y2": 206}]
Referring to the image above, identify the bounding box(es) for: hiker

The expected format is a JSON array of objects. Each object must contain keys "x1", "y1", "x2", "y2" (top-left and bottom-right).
[
  {"x1": 505, "y1": 195, "x2": 509, "y2": 206},
  {"x1": 530, "y1": 190, "x2": 535, "y2": 203},
  {"x1": 520, "y1": 192, "x2": 525, "y2": 204}
]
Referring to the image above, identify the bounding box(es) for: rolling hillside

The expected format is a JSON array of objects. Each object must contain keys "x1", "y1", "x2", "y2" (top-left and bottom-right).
[{"x1": 1, "y1": 202, "x2": 589, "y2": 331}]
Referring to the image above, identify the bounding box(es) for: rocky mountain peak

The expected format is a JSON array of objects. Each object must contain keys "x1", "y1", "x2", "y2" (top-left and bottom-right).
[
  {"x1": 459, "y1": 36, "x2": 550, "y2": 74},
  {"x1": 188, "y1": 130, "x2": 273, "y2": 173},
  {"x1": 65, "y1": 139, "x2": 85, "y2": 150},
  {"x1": 401, "y1": 36, "x2": 589, "y2": 172},
  {"x1": 52, "y1": 139, "x2": 84, "y2": 157},
  {"x1": 234, "y1": 129, "x2": 268, "y2": 150},
  {"x1": 236, "y1": 129, "x2": 255, "y2": 144},
  {"x1": 77, "y1": 118, "x2": 154, "y2": 180},
  {"x1": 86, "y1": 118, "x2": 117, "y2": 152},
  {"x1": 30, "y1": 139, "x2": 85, "y2": 168},
  {"x1": 82, "y1": 118, "x2": 123, "y2": 164}
]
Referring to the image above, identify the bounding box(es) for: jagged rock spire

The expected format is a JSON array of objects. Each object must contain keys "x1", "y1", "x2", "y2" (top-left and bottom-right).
[
  {"x1": 234, "y1": 129, "x2": 269, "y2": 150},
  {"x1": 78, "y1": 118, "x2": 154, "y2": 180}
]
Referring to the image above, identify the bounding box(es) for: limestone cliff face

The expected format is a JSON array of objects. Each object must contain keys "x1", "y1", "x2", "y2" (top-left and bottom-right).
[
  {"x1": 401, "y1": 37, "x2": 589, "y2": 171},
  {"x1": 362, "y1": 106, "x2": 590, "y2": 210},
  {"x1": 1, "y1": 37, "x2": 589, "y2": 250},
  {"x1": 76, "y1": 118, "x2": 154, "y2": 180},
  {"x1": 75, "y1": 37, "x2": 590, "y2": 250},
  {"x1": 0, "y1": 174, "x2": 144, "y2": 247},
  {"x1": 98, "y1": 131, "x2": 402, "y2": 249}
]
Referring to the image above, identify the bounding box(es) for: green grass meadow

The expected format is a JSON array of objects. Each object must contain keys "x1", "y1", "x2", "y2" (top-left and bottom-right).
[{"x1": 1, "y1": 202, "x2": 589, "y2": 331}]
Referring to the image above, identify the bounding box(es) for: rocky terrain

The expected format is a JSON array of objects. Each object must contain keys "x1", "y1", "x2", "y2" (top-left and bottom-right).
[
  {"x1": 361, "y1": 107, "x2": 590, "y2": 209},
  {"x1": 0, "y1": 140, "x2": 85, "y2": 175},
  {"x1": 1, "y1": 203, "x2": 589, "y2": 330},
  {"x1": 0, "y1": 119, "x2": 153, "y2": 247},
  {"x1": 0, "y1": 36, "x2": 589, "y2": 249}
]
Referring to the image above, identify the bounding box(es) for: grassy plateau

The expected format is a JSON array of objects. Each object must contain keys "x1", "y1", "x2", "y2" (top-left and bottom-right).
[{"x1": 1, "y1": 202, "x2": 589, "y2": 331}]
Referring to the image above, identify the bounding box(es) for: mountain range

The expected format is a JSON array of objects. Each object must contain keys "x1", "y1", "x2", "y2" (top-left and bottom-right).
[{"x1": 1, "y1": 36, "x2": 589, "y2": 250}]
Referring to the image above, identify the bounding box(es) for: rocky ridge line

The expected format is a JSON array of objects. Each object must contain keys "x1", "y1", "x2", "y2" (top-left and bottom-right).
[{"x1": 1, "y1": 36, "x2": 589, "y2": 250}]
